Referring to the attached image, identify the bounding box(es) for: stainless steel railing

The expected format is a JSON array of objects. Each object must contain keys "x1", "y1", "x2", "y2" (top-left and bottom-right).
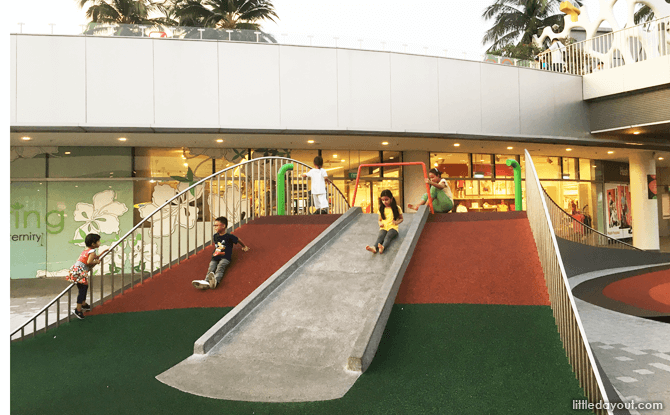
[
  {"x1": 11, "y1": 157, "x2": 349, "y2": 341},
  {"x1": 542, "y1": 187, "x2": 640, "y2": 251},
  {"x1": 524, "y1": 150, "x2": 610, "y2": 414}
]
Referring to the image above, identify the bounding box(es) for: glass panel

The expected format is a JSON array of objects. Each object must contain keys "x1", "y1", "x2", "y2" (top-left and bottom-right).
[
  {"x1": 430, "y1": 152, "x2": 469, "y2": 177},
  {"x1": 534, "y1": 156, "x2": 561, "y2": 179},
  {"x1": 322, "y1": 150, "x2": 348, "y2": 178},
  {"x1": 349, "y1": 180, "x2": 373, "y2": 213},
  {"x1": 50, "y1": 147, "x2": 132, "y2": 178},
  {"x1": 383, "y1": 151, "x2": 403, "y2": 179},
  {"x1": 578, "y1": 158, "x2": 593, "y2": 181},
  {"x1": 11, "y1": 154, "x2": 46, "y2": 178},
  {"x1": 135, "y1": 147, "x2": 210, "y2": 178},
  {"x1": 10, "y1": 182, "x2": 47, "y2": 279},
  {"x1": 562, "y1": 157, "x2": 578, "y2": 180},
  {"x1": 472, "y1": 154, "x2": 493, "y2": 178},
  {"x1": 495, "y1": 154, "x2": 517, "y2": 179},
  {"x1": 46, "y1": 181, "x2": 134, "y2": 274}
]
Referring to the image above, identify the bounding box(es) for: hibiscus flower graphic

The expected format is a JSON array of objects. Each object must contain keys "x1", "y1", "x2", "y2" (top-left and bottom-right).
[{"x1": 72, "y1": 190, "x2": 128, "y2": 247}]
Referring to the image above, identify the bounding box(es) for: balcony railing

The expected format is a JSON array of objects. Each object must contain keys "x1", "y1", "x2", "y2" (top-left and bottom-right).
[{"x1": 536, "y1": 14, "x2": 670, "y2": 75}]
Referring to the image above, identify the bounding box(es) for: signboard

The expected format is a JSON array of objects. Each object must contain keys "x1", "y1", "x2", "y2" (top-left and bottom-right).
[
  {"x1": 605, "y1": 183, "x2": 632, "y2": 239},
  {"x1": 348, "y1": 172, "x2": 357, "y2": 179},
  {"x1": 648, "y1": 174, "x2": 657, "y2": 199}
]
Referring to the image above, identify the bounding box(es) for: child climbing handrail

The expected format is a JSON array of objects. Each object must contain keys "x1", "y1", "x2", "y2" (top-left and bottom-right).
[{"x1": 351, "y1": 162, "x2": 434, "y2": 214}]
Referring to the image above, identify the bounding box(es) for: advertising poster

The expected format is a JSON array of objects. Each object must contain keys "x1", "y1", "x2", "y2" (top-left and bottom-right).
[
  {"x1": 648, "y1": 174, "x2": 657, "y2": 199},
  {"x1": 605, "y1": 183, "x2": 632, "y2": 239}
]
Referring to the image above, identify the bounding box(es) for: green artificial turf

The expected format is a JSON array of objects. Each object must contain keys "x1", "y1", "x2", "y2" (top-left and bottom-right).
[{"x1": 11, "y1": 304, "x2": 588, "y2": 414}]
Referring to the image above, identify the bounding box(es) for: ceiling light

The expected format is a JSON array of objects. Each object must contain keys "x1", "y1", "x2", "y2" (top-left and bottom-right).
[
  {"x1": 625, "y1": 142, "x2": 643, "y2": 145},
  {"x1": 333, "y1": 154, "x2": 337, "y2": 158},
  {"x1": 607, "y1": 151, "x2": 614, "y2": 154},
  {"x1": 633, "y1": 131, "x2": 640, "y2": 135},
  {"x1": 390, "y1": 157, "x2": 394, "y2": 159},
  {"x1": 307, "y1": 140, "x2": 315, "y2": 144},
  {"x1": 118, "y1": 137, "x2": 127, "y2": 142},
  {"x1": 65, "y1": 151, "x2": 71, "y2": 155},
  {"x1": 434, "y1": 163, "x2": 438, "y2": 167},
  {"x1": 216, "y1": 139, "x2": 223, "y2": 143},
  {"x1": 507, "y1": 147, "x2": 513, "y2": 150},
  {"x1": 454, "y1": 143, "x2": 460, "y2": 147},
  {"x1": 566, "y1": 148, "x2": 572, "y2": 151},
  {"x1": 183, "y1": 163, "x2": 188, "y2": 167},
  {"x1": 473, "y1": 172, "x2": 485, "y2": 178},
  {"x1": 563, "y1": 175, "x2": 570, "y2": 179},
  {"x1": 341, "y1": 159, "x2": 346, "y2": 162},
  {"x1": 21, "y1": 136, "x2": 31, "y2": 141},
  {"x1": 660, "y1": 157, "x2": 665, "y2": 160},
  {"x1": 381, "y1": 142, "x2": 389, "y2": 146}
]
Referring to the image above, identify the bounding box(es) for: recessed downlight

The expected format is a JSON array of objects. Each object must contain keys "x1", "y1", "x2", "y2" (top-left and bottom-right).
[
  {"x1": 307, "y1": 140, "x2": 315, "y2": 144},
  {"x1": 607, "y1": 151, "x2": 614, "y2": 154},
  {"x1": 454, "y1": 143, "x2": 460, "y2": 147},
  {"x1": 216, "y1": 139, "x2": 223, "y2": 143},
  {"x1": 21, "y1": 136, "x2": 32, "y2": 141},
  {"x1": 118, "y1": 137, "x2": 127, "y2": 142},
  {"x1": 381, "y1": 142, "x2": 389, "y2": 146}
]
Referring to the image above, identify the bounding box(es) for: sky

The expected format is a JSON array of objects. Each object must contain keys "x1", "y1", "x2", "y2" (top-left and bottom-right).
[{"x1": 5, "y1": 0, "x2": 636, "y2": 56}]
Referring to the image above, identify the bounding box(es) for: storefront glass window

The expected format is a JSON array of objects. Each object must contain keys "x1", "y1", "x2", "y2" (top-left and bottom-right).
[
  {"x1": 472, "y1": 154, "x2": 493, "y2": 178},
  {"x1": 579, "y1": 158, "x2": 593, "y2": 181},
  {"x1": 562, "y1": 157, "x2": 578, "y2": 180},
  {"x1": 495, "y1": 154, "x2": 518, "y2": 179},
  {"x1": 135, "y1": 148, "x2": 211, "y2": 178},
  {"x1": 11, "y1": 154, "x2": 46, "y2": 179},
  {"x1": 533, "y1": 156, "x2": 561, "y2": 179},
  {"x1": 50, "y1": 147, "x2": 132, "y2": 178},
  {"x1": 430, "y1": 152, "x2": 469, "y2": 178}
]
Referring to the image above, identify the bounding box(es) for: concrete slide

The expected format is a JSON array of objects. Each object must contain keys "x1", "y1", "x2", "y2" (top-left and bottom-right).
[{"x1": 156, "y1": 206, "x2": 429, "y2": 402}]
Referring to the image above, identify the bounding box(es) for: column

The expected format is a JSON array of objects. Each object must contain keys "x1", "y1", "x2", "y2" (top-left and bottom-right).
[
  {"x1": 402, "y1": 151, "x2": 430, "y2": 211},
  {"x1": 629, "y1": 151, "x2": 659, "y2": 250}
]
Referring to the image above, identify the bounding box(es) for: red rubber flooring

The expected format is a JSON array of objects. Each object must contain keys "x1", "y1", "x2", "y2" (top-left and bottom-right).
[
  {"x1": 89, "y1": 216, "x2": 338, "y2": 315},
  {"x1": 602, "y1": 269, "x2": 670, "y2": 313},
  {"x1": 397, "y1": 217, "x2": 550, "y2": 306}
]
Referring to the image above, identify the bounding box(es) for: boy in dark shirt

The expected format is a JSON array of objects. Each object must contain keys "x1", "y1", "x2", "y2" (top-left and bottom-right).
[{"x1": 192, "y1": 216, "x2": 250, "y2": 290}]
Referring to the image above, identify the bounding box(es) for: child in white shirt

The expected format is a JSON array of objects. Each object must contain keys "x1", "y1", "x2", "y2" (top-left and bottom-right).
[{"x1": 302, "y1": 156, "x2": 331, "y2": 214}]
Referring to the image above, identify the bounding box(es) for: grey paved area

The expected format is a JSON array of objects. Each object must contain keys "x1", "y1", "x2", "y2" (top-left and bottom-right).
[
  {"x1": 10, "y1": 274, "x2": 140, "y2": 340},
  {"x1": 571, "y1": 266, "x2": 670, "y2": 414},
  {"x1": 157, "y1": 212, "x2": 418, "y2": 402}
]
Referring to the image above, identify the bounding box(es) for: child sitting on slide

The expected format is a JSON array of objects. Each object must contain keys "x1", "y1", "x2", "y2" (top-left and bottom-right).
[{"x1": 366, "y1": 189, "x2": 403, "y2": 254}]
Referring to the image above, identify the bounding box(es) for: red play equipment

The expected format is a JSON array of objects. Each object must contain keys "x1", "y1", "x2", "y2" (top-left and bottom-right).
[{"x1": 351, "y1": 162, "x2": 434, "y2": 214}]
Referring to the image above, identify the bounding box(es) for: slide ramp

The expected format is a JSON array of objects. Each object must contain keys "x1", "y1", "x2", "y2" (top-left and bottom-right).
[{"x1": 156, "y1": 206, "x2": 428, "y2": 402}]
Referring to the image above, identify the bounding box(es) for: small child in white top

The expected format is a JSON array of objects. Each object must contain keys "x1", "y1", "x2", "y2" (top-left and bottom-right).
[{"x1": 301, "y1": 156, "x2": 331, "y2": 214}]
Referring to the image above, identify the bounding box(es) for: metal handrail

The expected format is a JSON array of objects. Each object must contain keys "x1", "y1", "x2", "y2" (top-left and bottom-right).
[
  {"x1": 536, "y1": 14, "x2": 670, "y2": 75},
  {"x1": 541, "y1": 186, "x2": 640, "y2": 251},
  {"x1": 11, "y1": 157, "x2": 350, "y2": 341},
  {"x1": 524, "y1": 149, "x2": 610, "y2": 414}
]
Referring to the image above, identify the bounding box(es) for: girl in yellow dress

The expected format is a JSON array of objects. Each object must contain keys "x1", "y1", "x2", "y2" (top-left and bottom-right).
[{"x1": 366, "y1": 189, "x2": 404, "y2": 254}]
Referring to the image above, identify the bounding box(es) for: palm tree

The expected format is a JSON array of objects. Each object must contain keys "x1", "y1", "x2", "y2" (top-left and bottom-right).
[
  {"x1": 482, "y1": 0, "x2": 583, "y2": 52},
  {"x1": 173, "y1": 0, "x2": 278, "y2": 41},
  {"x1": 174, "y1": 0, "x2": 278, "y2": 30},
  {"x1": 78, "y1": 0, "x2": 156, "y2": 24},
  {"x1": 634, "y1": 0, "x2": 670, "y2": 24},
  {"x1": 78, "y1": 0, "x2": 158, "y2": 36}
]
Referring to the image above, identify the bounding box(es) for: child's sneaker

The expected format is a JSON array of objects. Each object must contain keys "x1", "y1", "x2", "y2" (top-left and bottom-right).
[
  {"x1": 206, "y1": 272, "x2": 217, "y2": 289},
  {"x1": 192, "y1": 280, "x2": 211, "y2": 290},
  {"x1": 81, "y1": 304, "x2": 91, "y2": 311},
  {"x1": 73, "y1": 309, "x2": 85, "y2": 320}
]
